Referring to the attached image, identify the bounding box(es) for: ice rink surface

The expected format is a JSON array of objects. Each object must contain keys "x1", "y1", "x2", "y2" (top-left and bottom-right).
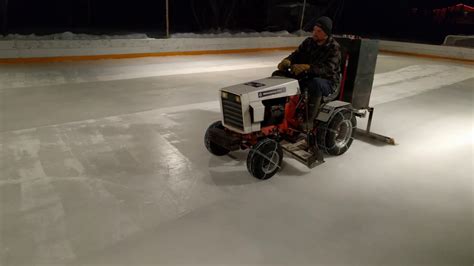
[{"x1": 0, "y1": 51, "x2": 473, "y2": 265}]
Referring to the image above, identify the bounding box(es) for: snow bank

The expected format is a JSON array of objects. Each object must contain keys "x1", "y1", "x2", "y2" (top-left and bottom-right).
[
  {"x1": 1, "y1": 30, "x2": 310, "y2": 40},
  {"x1": 170, "y1": 30, "x2": 310, "y2": 38},
  {"x1": 0, "y1": 32, "x2": 150, "y2": 40}
]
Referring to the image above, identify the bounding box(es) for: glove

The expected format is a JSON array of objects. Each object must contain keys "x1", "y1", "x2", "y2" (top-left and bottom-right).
[
  {"x1": 277, "y1": 59, "x2": 291, "y2": 71},
  {"x1": 291, "y1": 64, "x2": 310, "y2": 76}
]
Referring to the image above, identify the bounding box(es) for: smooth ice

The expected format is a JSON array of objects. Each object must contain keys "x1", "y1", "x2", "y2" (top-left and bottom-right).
[{"x1": 0, "y1": 51, "x2": 473, "y2": 265}]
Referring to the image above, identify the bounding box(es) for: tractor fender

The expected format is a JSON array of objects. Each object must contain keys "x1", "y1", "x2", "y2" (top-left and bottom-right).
[{"x1": 316, "y1": 100, "x2": 352, "y2": 123}]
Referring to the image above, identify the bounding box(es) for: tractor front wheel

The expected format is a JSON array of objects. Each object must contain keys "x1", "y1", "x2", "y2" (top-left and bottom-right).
[
  {"x1": 246, "y1": 138, "x2": 283, "y2": 180},
  {"x1": 204, "y1": 121, "x2": 230, "y2": 156}
]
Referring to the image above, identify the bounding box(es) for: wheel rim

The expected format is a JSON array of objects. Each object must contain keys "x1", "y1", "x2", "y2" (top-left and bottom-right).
[
  {"x1": 334, "y1": 119, "x2": 352, "y2": 148},
  {"x1": 262, "y1": 151, "x2": 280, "y2": 174}
]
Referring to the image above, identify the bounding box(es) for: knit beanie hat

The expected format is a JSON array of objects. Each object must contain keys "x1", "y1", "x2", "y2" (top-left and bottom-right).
[{"x1": 315, "y1": 16, "x2": 333, "y2": 35}]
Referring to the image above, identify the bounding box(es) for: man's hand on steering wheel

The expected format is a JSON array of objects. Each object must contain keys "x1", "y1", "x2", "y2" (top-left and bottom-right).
[
  {"x1": 291, "y1": 64, "x2": 310, "y2": 76},
  {"x1": 277, "y1": 59, "x2": 291, "y2": 71}
]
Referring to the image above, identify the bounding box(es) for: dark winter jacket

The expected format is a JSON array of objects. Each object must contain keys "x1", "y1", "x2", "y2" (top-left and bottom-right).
[{"x1": 286, "y1": 36, "x2": 341, "y2": 87}]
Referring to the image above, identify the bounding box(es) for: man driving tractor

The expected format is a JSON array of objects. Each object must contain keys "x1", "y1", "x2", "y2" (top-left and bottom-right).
[{"x1": 273, "y1": 16, "x2": 342, "y2": 129}]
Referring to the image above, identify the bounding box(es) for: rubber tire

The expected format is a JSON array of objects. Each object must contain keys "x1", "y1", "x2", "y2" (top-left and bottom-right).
[
  {"x1": 246, "y1": 138, "x2": 283, "y2": 180},
  {"x1": 316, "y1": 108, "x2": 356, "y2": 155},
  {"x1": 204, "y1": 121, "x2": 230, "y2": 156}
]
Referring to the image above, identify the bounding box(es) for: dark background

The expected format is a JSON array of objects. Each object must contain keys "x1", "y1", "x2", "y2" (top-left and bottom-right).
[{"x1": 1, "y1": 0, "x2": 473, "y2": 44}]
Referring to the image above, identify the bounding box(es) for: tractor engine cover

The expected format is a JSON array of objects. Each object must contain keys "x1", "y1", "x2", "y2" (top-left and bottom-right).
[{"x1": 219, "y1": 76, "x2": 299, "y2": 134}]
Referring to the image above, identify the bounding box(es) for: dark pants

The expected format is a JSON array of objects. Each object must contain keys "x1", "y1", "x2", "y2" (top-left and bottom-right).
[
  {"x1": 301, "y1": 78, "x2": 333, "y2": 97},
  {"x1": 272, "y1": 70, "x2": 333, "y2": 98}
]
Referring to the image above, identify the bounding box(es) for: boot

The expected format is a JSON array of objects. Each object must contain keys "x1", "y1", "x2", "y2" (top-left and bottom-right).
[{"x1": 303, "y1": 95, "x2": 322, "y2": 131}]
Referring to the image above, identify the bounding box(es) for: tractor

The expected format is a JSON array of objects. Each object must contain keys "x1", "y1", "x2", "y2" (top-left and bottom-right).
[{"x1": 204, "y1": 37, "x2": 394, "y2": 180}]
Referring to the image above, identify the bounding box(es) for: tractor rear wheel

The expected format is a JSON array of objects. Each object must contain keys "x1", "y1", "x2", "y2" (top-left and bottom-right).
[{"x1": 316, "y1": 108, "x2": 356, "y2": 155}]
